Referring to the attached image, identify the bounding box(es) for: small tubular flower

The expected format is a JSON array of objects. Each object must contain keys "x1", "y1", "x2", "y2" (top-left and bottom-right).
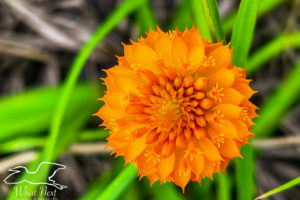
[{"x1": 94, "y1": 27, "x2": 257, "y2": 191}]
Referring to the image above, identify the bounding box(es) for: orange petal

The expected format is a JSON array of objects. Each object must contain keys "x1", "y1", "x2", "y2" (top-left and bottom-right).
[
  {"x1": 219, "y1": 138, "x2": 241, "y2": 158},
  {"x1": 213, "y1": 104, "x2": 243, "y2": 118},
  {"x1": 106, "y1": 64, "x2": 131, "y2": 75},
  {"x1": 182, "y1": 28, "x2": 203, "y2": 48},
  {"x1": 175, "y1": 134, "x2": 185, "y2": 147},
  {"x1": 193, "y1": 128, "x2": 206, "y2": 139},
  {"x1": 201, "y1": 159, "x2": 214, "y2": 179},
  {"x1": 199, "y1": 138, "x2": 222, "y2": 161},
  {"x1": 126, "y1": 104, "x2": 146, "y2": 114},
  {"x1": 157, "y1": 153, "x2": 175, "y2": 180},
  {"x1": 125, "y1": 135, "x2": 147, "y2": 161},
  {"x1": 221, "y1": 88, "x2": 243, "y2": 105},
  {"x1": 207, "y1": 126, "x2": 220, "y2": 140},
  {"x1": 107, "y1": 135, "x2": 129, "y2": 150},
  {"x1": 231, "y1": 119, "x2": 254, "y2": 139},
  {"x1": 173, "y1": 166, "x2": 191, "y2": 192},
  {"x1": 155, "y1": 33, "x2": 172, "y2": 66},
  {"x1": 136, "y1": 151, "x2": 157, "y2": 177},
  {"x1": 102, "y1": 91, "x2": 128, "y2": 110},
  {"x1": 186, "y1": 151, "x2": 204, "y2": 176},
  {"x1": 124, "y1": 43, "x2": 158, "y2": 63},
  {"x1": 144, "y1": 29, "x2": 160, "y2": 48},
  {"x1": 140, "y1": 69, "x2": 158, "y2": 83},
  {"x1": 211, "y1": 119, "x2": 238, "y2": 139},
  {"x1": 96, "y1": 105, "x2": 126, "y2": 127},
  {"x1": 208, "y1": 45, "x2": 232, "y2": 70},
  {"x1": 161, "y1": 141, "x2": 175, "y2": 157},
  {"x1": 146, "y1": 130, "x2": 159, "y2": 144},
  {"x1": 210, "y1": 68, "x2": 235, "y2": 87},
  {"x1": 205, "y1": 41, "x2": 223, "y2": 54},
  {"x1": 170, "y1": 36, "x2": 188, "y2": 70},
  {"x1": 124, "y1": 43, "x2": 162, "y2": 74},
  {"x1": 220, "y1": 160, "x2": 230, "y2": 172},
  {"x1": 187, "y1": 46, "x2": 205, "y2": 72},
  {"x1": 148, "y1": 174, "x2": 159, "y2": 186},
  {"x1": 111, "y1": 73, "x2": 141, "y2": 94},
  {"x1": 194, "y1": 77, "x2": 208, "y2": 91},
  {"x1": 233, "y1": 80, "x2": 256, "y2": 99}
]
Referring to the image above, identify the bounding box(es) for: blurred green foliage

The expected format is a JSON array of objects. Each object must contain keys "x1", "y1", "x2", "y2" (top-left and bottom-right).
[{"x1": 1, "y1": 0, "x2": 299, "y2": 199}]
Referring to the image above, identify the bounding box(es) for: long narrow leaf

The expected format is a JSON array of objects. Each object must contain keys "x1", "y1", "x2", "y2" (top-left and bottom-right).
[
  {"x1": 230, "y1": 1, "x2": 258, "y2": 200},
  {"x1": 78, "y1": 158, "x2": 124, "y2": 200},
  {"x1": 191, "y1": 0, "x2": 211, "y2": 40},
  {"x1": 136, "y1": 0, "x2": 157, "y2": 35},
  {"x1": 169, "y1": 0, "x2": 193, "y2": 31},
  {"x1": 223, "y1": 0, "x2": 286, "y2": 35},
  {"x1": 0, "y1": 129, "x2": 109, "y2": 154},
  {"x1": 201, "y1": 0, "x2": 225, "y2": 42},
  {"x1": 150, "y1": 182, "x2": 185, "y2": 200},
  {"x1": 235, "y1": 145, "x2": 255, "y2": 200},
  {"x1": 44, "y1": 0, "x2": 146, "y2": 164},
  {"x1": 95, "y1": 164, "x2": 138, "y2": 200},
  {"x1": 216, "y1": 173, "x2": 231, "y2": 200},
  {"x1": 0, "y1": 83, "x2": 97, "y2": 142},
  {"x1": 243, "y1": 56, "x2": 300, "y2": 200},
  {"x1": 231, "y1": 0, "x2": 258, "y2": 67},
  {"x1": 247, "y1": 32, "x2": 300, "y2": 74},
  {"x1": 7, "y1": 109, "x2": 94, "y2": 199},
  {"x1": 190, "y1": 179, "x2": 213, "y2": 200},
  {"x1": 253, "y1": 60, "x2": 300, "y2": 137},
  {"x1": 255, "y1": 176, "x2": 300, "y2": 200}
]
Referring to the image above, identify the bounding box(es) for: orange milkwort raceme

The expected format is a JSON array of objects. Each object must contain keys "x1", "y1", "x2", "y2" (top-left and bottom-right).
[{"x1": 94, "y1": 27, "x2": 258, "y2": 191}]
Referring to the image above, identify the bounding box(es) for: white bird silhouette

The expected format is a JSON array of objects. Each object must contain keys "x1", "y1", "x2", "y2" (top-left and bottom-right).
[{"x1": 3, "y1": 162, "x2": 67, "y2": 190}]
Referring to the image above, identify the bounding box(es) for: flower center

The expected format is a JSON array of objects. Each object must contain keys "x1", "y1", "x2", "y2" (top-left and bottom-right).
[
  {"x1": 126, "y1": 73, "x2": 218, "y2": 149},
  {"x1": 157, "y1": 100, "x2": 181, "y2": 128}
]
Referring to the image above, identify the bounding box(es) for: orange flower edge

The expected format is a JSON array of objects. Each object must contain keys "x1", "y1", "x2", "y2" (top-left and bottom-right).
[{"x1": 94, "y1": 27, "x2": 258, "y2": 191}]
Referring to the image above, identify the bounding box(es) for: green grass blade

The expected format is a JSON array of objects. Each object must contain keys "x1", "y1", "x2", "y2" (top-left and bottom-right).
[
  {"x1": 255, "y1": 176, "x2": 300, "y2": 200},
  {"x1": 222, "y1": 13, "x2": 236, "y2": 36},
  {"x1": 230, "y1": 1, "x2": 258, "y2": 200},
  {"x1": 136, "y1": 0, "x2": 156, "y2": 35},
  {"x1": 169, "y1": 0, "x2": 193, "y2": 31},
  {"x1": 190, "y1": 179, "x2": 213, "y2": 200},
  {"x1": 0, "y1": 83, "x2": 96, "y2": 142},
  {"x1": 216, "y1": 172, "x2": 231, "y2": 200},
  {"x1": 150, "y1": 182, "x2": 185, "y2": 200},
  {"x1": 201, "y1": 0, "x2": 225, "y2": 42},
  {"x1": 95, "y1": 164, "x2": 138, "y2": 200},
  {"x1": 235, "y1": 145, "x2": 255, "y2": 200},
  {"x1": 231, "y1": 0, "x2": 258, "y2": 67},
  {"x1": 247, "y1": 32, "x2": 300, "y2": 74},
  {"x1": 44, "y1": 0, "x2": 146, "y2": 163},
  {"x1": 0, "y1": 137, "x2": 45, "y2": 153},
  {"x1": 237, "y1": 60, "x2": 300, "y2": 200},
  {"x1": 7, "y1": 109, "x2": 94, "y2": 200},
  {"x1": 253, "y1": 60, "x2": 300, "y2": 137},
  {"x1": 191, "y1": 0, "x2": 211, "y2": 40},
  {"x1": 0, "y1": 129, "x2": 108, "y2": 154},
  {"x1": 78, "y1": 158, "x2": 124, "y2": 200},
  {"x1": 78, "y1": 172, "x2": 113, "y2": 200},
  {"x1": 223, "y1": 0, "x2": 286, "y2": 35},
  {"x1": 120, "y1": 180, "x2": 141, "y2": 200}
]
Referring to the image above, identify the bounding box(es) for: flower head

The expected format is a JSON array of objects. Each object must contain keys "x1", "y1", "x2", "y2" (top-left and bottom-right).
[{"x1": 95, "y1": 27, "x2": 257, "y2": 191}]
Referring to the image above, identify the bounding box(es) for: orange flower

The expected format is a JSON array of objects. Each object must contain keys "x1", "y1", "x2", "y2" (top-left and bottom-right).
[{"x1": 94, "y1": 27, "x2": 257, "y2": 191}]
